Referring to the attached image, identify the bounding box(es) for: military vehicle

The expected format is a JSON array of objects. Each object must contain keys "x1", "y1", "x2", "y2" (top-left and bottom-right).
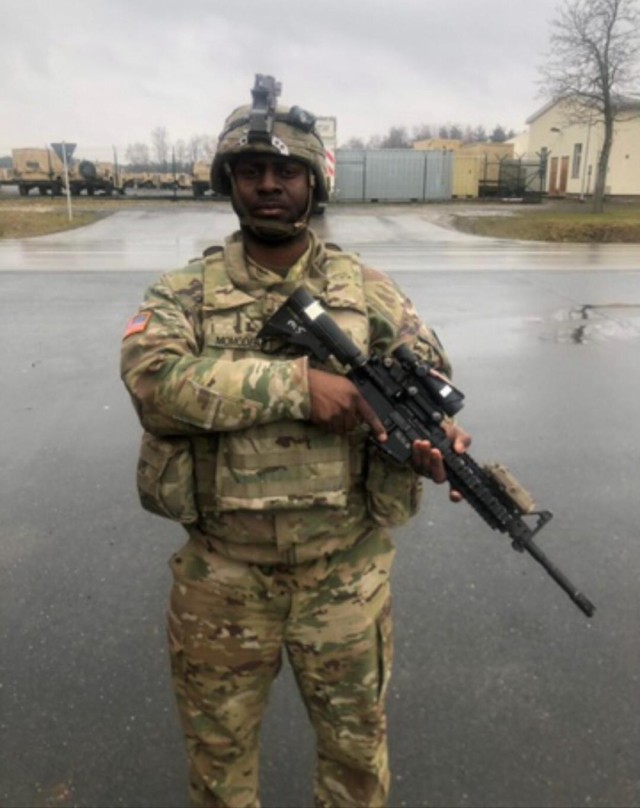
[
  {"x1": 191, "y1": 161, "x2": 211, "y2": 197},
  {"x1": 0, "y1": 166, "x2": 14, "y2": 184},
  {"x1": 9, "y1": 148, "x2": 124, "y2": 196},
  {"x1": 11, "y1": 148, "x2": 65, "y2": 196},
  {"x1": 67, "y1": 159, "x2": 124, "y2": 196}
]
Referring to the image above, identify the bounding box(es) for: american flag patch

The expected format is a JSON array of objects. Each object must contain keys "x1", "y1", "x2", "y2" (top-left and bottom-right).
[{"x1": 124, "y1": 311, "x2": 152, "y2": 338}]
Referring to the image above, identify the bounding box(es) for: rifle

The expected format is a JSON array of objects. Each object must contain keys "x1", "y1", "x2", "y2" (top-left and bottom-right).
[{"x1": 258, "y1": 287, "x2": 596, "y2": 618}]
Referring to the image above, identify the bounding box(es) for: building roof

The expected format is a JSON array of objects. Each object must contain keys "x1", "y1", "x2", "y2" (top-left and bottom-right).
[
  {"x1": 526, "y1": 98, "x2": 560, "y2": 125},
  {"x1": 527, "y1": 94, "x2": 640, "y2": 124}
]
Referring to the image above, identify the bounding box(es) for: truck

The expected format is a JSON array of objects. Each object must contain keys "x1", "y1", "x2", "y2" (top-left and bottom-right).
[
  {"x1": 9, "y1": 148, "x2": 124, "y2": 196},
  {"x1": 0, "y1": 166, "x2": 14, "y2": 185},
  {"x1": 11, "y1": 148, "x2": 65, "y2": 196},
  {"x1": 67, "y1": 159, "x2": 124, "y2": 196},
  {"x1": 191, "y1": 161, "x2": 212, "y2": 197}
]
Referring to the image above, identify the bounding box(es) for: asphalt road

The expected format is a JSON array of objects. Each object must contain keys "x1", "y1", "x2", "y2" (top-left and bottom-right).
[{"x1": 1, "y1": 205, "x2": 639, "y2": 808}]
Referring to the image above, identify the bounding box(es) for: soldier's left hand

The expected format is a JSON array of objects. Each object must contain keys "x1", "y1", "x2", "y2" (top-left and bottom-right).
[{"x1": 412, "y1": 423, "x2": 471, "y2": 503}]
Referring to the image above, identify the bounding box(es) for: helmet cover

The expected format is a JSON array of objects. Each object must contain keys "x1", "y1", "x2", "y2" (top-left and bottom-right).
[{"x1": 211, "y1": 103, "x2": 329, "y2": 203}]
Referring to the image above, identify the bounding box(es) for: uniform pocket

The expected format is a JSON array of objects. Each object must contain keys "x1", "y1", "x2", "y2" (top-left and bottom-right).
[
  {"x1": 366, "y1": 447, "x2": 423, "y2": 527},
  {"x1": 376, "y1": 596, "x2": 394, "y2": 703},
  {"x1": 136, "y1": 432, "x2": 198, "y2": 523},
  {"x1": 215, "y1": 421, "x2": 350, "y2": 512}
]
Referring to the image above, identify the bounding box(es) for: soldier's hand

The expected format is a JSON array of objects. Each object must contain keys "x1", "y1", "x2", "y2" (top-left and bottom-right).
[
  {"x1": 412, "y1": 423, "x2": 471, "y2": 503},
  {"x1": 308, "y1": 369, "x2": 387, "y2": 441}
]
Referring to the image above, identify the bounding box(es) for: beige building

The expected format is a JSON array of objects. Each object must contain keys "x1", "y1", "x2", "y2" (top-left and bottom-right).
[
  {"x1": 413, "y1": 138, "x2": 464, "y2": 152},
  {"x1": 413, "y1": 138, "x2": 515, "y2": 197},
  {"x1": 515, "y1": 97, "x2": 640, "y2": 197}
]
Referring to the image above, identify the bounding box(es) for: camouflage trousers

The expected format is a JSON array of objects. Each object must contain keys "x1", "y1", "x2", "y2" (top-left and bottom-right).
[{"x1": 166, "y1": 529, "x2": 396, "y2": 808}]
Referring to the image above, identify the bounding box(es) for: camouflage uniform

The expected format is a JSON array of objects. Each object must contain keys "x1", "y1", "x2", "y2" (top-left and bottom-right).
[{"x1": 121, "y1": 229, "x2": 451, "y2": 807}]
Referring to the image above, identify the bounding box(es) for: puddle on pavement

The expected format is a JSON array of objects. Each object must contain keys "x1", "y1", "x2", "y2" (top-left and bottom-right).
[{"x1": 546, "y1": 303, "x2": 640, "y2": 344}]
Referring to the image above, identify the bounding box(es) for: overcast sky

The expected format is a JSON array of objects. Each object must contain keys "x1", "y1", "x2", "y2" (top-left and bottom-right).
[{"x1": 1, "y1": 0, "x2": 565, "y2": 161}]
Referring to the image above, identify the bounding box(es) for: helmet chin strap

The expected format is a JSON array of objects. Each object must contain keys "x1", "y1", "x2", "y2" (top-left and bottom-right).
[{"x1": 228, "y1": 167, "x2": 315, "y2": 243}]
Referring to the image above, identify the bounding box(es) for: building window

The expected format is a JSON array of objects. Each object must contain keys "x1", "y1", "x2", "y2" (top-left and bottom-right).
[{"x1": 572, "y1": 143, "x2": 583, "y2": 179}]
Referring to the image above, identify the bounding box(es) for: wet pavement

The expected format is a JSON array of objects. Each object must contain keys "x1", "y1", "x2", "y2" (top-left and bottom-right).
[
  {"x1": 2, "y1": 201, "x2": 640, "y2": 273},
  {"x1": 1, "y1": 205, "x2": 639, "y2": 808}
]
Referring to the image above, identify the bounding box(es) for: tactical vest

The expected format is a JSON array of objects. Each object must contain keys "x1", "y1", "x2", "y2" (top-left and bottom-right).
[
  {"x1": 136, "y1": 236, "x2": 422, "y2": 563},
  {"x1": 194, "y1": 239, "x2": 370, "y2": 514}
]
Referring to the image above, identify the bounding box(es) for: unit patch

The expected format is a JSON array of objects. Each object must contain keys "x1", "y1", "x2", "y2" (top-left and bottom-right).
[{"x1": 124, "y1": 312, "x2": 152, "y2": 338}]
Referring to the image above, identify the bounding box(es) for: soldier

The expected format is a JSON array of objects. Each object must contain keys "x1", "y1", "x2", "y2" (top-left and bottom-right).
[{"x1": 120, "y1": 76, "x2": 470, "y2": 808}]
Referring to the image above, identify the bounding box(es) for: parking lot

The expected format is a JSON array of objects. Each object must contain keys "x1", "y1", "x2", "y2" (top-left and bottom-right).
[{"x1": 1, "y1": 204, "x2": 639, "y2": 807}]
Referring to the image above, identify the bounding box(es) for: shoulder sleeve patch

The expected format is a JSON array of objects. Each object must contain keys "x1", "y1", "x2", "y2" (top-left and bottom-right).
[{"x1": 123, "y1": 311, "x2": 152, "y2": 339}]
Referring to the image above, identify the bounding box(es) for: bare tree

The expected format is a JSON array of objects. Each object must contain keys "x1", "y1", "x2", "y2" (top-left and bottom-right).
[
  {"x1": 173, "y1": 139, "x2": 188, "y2": 170},
  {"x1": 412, "y1": 124, "x2": 434, "y2": 142},
  {"x1": 125, "y1": 142, "x2": 151, "y2": 169},
  {"x1": 151, "y1": 126, "x2": 170, "y2": 170},
  {"x1": 185, "y1": 134, "x2": 218, "y2": 164},
  {"x1": 342, "y1": 136, "x2": 366, "y2": 150},
  {"x1": 187, "y1": 135, "x2": 203, "y2": 164},
  {"x1": 379, "y1": 126, "x2": 411, "y2": 148},
  {"x1": 197, "y1": 136, "x2": 218, "y2": 163},
  {"x1": 539, "y1": 0, "x2": 640, "y2": 212},
  {"x1": 126, "y1": 132, "x2": 216, "y2": 172}
]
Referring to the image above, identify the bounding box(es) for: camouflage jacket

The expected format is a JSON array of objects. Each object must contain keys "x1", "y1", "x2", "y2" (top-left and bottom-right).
[{"x1": 121, "y1": 229, "x2": 452, "y2": 564}]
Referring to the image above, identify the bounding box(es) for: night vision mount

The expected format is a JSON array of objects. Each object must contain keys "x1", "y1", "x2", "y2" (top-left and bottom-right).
[
  {"x1": 248, "y1": 74, "x2": 282, "y2": 144},
  {"x1": 247, "y1": 74, "x2": 319, "y2": 147}
]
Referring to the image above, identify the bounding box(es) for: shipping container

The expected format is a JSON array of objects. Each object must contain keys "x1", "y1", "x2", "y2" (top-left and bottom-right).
[{"x1": 335, "y1": 149, "x2": 453, "y2": 202}]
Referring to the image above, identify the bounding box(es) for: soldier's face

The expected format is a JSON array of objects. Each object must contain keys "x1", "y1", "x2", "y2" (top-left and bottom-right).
[{"x1": 231, "y1": 155, "x2": 311, "y2": 224}]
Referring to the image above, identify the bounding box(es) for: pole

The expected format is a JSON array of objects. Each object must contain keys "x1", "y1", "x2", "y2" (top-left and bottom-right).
[
  {"x1": 61, "y1": 141, "x2": 73, "y2": 221},
  {"x1": 172, "y1": 146, "x2": 177, "y2": 200},
  {"x1": 113, "y1": 145, "x2": 120, "y2": 192}
]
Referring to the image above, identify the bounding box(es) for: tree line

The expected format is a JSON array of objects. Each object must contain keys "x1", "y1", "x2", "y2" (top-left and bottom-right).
[
  {"x1": 132, "y1": 0, "x2": 638, "y2": 214},
  {"x1": 124, "y1": 127, "x2": 217, "y2": 172},
  {"x1": 4, "y1": 0, "x2": 638, "y2": 211},
  {"x1": 342, "y1": 123, "x2": 516, "y2": 150},
  {"x1": 122, "y1": 122, "x2": 517, "y2": 172}
]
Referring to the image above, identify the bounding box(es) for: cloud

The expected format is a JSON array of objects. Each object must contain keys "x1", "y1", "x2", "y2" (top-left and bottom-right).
[{"x1": 0, "y1": 0, "x2": 564, "y2": 159}]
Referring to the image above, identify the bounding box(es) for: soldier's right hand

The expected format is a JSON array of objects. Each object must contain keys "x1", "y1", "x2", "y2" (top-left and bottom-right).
[{"x1": 308, "y1": 369, "x2": 387, "y2": 441}]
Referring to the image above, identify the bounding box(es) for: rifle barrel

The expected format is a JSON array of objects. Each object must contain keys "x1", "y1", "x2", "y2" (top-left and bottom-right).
[{"x1": 520, "y1": 535, "x2": 596, "y2": 617}]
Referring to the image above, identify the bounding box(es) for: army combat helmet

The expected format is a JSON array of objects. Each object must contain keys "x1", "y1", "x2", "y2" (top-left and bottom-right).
[{"x1": 210, "y1": 74, "x2": 328, "y2": 239}]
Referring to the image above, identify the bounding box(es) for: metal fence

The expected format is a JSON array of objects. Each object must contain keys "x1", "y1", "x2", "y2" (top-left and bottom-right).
[
  {"x1": 335, "y1": 149, "x2": 453, "y2": 202},
  {"x1": 477, "y1": 156, "x2": 546, "y2": 200}
]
